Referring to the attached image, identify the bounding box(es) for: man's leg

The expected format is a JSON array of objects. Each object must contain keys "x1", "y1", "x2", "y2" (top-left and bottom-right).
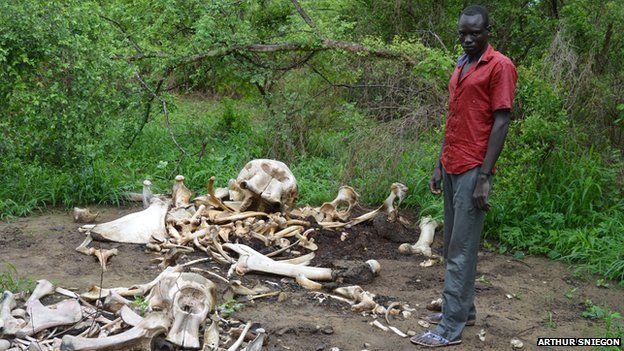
[
  {"x1": 433, "y1": 167, "x2": 486, "y2": 342},
  {"x1": 442, "y1": 168, "x2": 454, "y2": 262}
]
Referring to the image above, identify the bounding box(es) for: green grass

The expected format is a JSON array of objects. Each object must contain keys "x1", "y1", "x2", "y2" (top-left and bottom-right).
[{"x1": 0, "y1": 263, "x2": 35, "y2": 293}]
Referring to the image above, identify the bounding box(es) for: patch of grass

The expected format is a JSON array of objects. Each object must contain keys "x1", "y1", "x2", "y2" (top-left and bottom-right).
[
  {"x1": 476, "y1": 275, "x2": 492, "y2": 286},
  {"x1": 564, "y1": 287, "x2": 578, "y2": 299},
  {"x1": 218, "y1": 299, "x2": 244, "y2": 318},
  {"x1": 0, "y1": 263, "x2": 35, "y2": 293},
  {"x1": 130, "y1": 295, "x2": 149, "y2": 316}
]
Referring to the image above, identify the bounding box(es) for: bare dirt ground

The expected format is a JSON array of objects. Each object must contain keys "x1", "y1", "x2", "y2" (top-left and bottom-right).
[{"x1": 1, "y1": 206, "x2": 622, "y2": 351}]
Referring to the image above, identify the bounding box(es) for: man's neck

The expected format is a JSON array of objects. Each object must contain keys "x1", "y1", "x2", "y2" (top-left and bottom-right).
[{"x1": 467, "y1": 45, "x2": 488, "y2": 62}]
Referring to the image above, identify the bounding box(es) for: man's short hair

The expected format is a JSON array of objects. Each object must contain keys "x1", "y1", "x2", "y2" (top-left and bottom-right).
[{"x1": 461, "y1": 5, "x2": 490, "y2": 28}]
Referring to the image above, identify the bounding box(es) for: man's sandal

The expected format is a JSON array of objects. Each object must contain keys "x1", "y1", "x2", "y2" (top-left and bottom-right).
[
  {"x1": 410, "y1": 331, "x2": 462, "y2": 347},
  {"x1": 425, "y1": 313, "x2": 476, "y2": 326}
]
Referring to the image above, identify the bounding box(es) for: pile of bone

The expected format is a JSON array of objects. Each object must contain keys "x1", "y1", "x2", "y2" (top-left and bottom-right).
[
  {"x1": 74, "y1": 159, "x2": 413, "y2": 278},
  {"x1": 0, "y1": 264, "x2": 276, "y2": 351}
]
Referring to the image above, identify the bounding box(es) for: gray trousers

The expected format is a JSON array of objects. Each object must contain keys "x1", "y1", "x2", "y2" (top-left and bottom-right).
[{"x1": 433, "y1": 166, "x2": 489, "y2": 342}]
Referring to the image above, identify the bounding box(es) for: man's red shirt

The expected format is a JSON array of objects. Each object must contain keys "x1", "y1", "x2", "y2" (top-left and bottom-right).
[{"x1": 441, "y1": 44, "x2": 518, "y2": 174}]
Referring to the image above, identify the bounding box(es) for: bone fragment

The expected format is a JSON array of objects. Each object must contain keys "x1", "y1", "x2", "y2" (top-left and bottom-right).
[
  {"x1": 296, "y1": 275, "x2": 323, "y2": 290},
  {"x1": 510, "y1": 338, "x2": 524, "y2": 349},
  {"x1": 367, "y1": 260, "x2": 381, "y2": 275},
  {"x1": 73, "y1": 208, "x2": 99, "y2": 223},
  {"x1": 103, "y1": 291, "x2": 131, "y2": 313},
  {"x1": 26, "y1": 280, "x2": 55, "y2": 307},
  {"x1": 276, "y1": 252, "x2": 314, "y2": 265},
  {"x1": 346, "y1": 183, "x2": 408, "y2": 227},
  {"x1": 370, "y1": 320, "x2": 388, "y2": 332},
  {"x1": 119, "y1": 305, "x2": 143, "y2": 327},
  {"x1": 212, "y1": 211, "x2": 269, "y2": 224},
  {"x1": 399, "y1": 216, "x2": 440, "y2": 257},
  {"x1": 93, "y1": 248, "x2": 118, "y2": 271},
  {"x1": 226, "y1": 321, "x2": 251, "y2": 351},
  {"x1": 202, "y1": 319, "x2": 219, "y2": 351},
  {"x1": 142, "y1": 180, "x2": 153, "y2": 209},
  {"x1": 60, "y1": 312, "x2": 170, "y2": 351},
  {"x1": 388, "y1": 326, "x2": 407, "y2": 337},
  {"x1": 17, "y1": 299, "x2": 82, "y2": 337},
  {"x1": 0, "y1": 291, "x2": 25, "y2": 336},
  {"x1": 172, "y1": 175, "x2": 192, "y2": 208},
  {"x1": 419, "y1": 258, "x2": 437, "y2": 267},
  {"x1": 245, "y1": 328, "x2": 266, "y2": 351},
  {"x1": 82, "y1": 198, "x2": 168, "y2": 244}
]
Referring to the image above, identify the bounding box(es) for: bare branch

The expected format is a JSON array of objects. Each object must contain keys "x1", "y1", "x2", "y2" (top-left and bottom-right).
[
  {"x1": 134, "y1": 71, "x2": 187, "y2": 157},
  {"x1": 290, "y1": 0, "x2": 322, "y2": 37}
]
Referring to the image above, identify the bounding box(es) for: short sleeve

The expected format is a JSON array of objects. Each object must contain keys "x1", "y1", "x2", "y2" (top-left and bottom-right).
[{"x1": 489, "y1": 60, "x2": 518, "y2": 111}]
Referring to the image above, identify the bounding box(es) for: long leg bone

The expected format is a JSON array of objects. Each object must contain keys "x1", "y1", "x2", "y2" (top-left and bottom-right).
[
  {"x1": 60, "y1": 312, "x2": 170, "y2": 351},
  {"x1": 398, "y1": 216, "x2": 441, "y2": 257}
]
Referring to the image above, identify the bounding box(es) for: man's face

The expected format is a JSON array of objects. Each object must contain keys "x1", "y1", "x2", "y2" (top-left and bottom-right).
[{"x1": 458, "y1": 14, "x2": 488, "y2": 57}]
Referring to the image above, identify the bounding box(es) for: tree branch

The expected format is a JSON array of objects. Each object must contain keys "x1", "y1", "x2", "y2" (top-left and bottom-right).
[{"x1": 134, "y1": 71, "x2": 187, "y2": 157}]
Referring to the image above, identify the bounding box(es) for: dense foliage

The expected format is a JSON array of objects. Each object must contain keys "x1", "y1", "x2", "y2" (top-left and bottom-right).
[{"x1": 0, "y1": 0, "x2": 622, "y2": 282}]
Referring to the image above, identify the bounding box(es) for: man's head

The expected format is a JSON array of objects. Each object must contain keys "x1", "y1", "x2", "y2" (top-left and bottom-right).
[{"x1": 458, "y1": 5, "x2": 490, "y2": 58}]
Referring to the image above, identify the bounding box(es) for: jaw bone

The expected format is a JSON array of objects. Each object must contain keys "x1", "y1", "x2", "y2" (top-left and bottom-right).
[
  {"x1": 80, "y1": 198, "x2": 168, "y2": 244},
  {"x1": 398, "y1": 216, "x2": 441, "y2": 257},
  {"x1": 60, "y1": 312, "x2": 171, "y2": 351},
  {"x1": 73, "y1": 207, "x2": 100, "y2": 223}
]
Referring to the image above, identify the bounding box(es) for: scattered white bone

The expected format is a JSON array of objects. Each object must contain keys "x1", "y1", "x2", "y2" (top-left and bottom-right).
[
  {"x1": 81, "y1": 198, "x2": 168, "y2": 244},
  {"x1": 25, "y1": 280, "x2": 56, "y2": 308},
  {"x1": 245, "y1": 328, "x2": 266, "y2": 351},
  {"x1": 347, "y1": 183, "x2": 409, "y2": 227},
  {"x1": 72, "y1": 208, "x2": 99, "y2": 223},
  {"x1": 511, "y1": 338, "x2": 524, "y2": 349},
  {"x1": 477, "y1": 329, "x2": 486, "y2": 342},
  {"x1": 388, "y1": 326, "x2": 407, "y2": 337},
  {"x1": 370, "y1": 320, "x2": 388, "y2": 331},
  {"x1": 367, "y1": 260, "x2": 381, "y2": 275},
  {"x1": 226, "y1": 321, "x2": 251, "y2": 351},
  {"x1": 419, "y1": 258, "x2": 437, "y2": 267},
  {"x1": 296, "y1": 275, "x2": 323, "y2": 290},
  {"x1": 418, "y1": 320, "x2": 430, "y2": 328}
]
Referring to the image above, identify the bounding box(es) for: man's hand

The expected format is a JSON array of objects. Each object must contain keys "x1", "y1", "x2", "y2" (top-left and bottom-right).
[
  {"x1": 472, "y1": 174, "x2": 491, "y2": 211},
  {"x1": 429, "y1": 166, "x2": 443, "y2": 195}
]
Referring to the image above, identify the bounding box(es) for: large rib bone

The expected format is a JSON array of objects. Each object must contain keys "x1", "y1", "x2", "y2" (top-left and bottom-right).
[
  {"x1": 73, "y1": 208, "x2": 99, "y2": 223},
  {"x1": 17, "y1": 299, "x2": 82, "y2": 337},
  {"x1": 398, "y1": 216, "x2": 440, "y2": 257},
  {"x1": 60, "y1": 312, "x2": 170, "y2": 351},
  {"x1": 81, "y1": 198, "x2": 168, "y2": 244}
]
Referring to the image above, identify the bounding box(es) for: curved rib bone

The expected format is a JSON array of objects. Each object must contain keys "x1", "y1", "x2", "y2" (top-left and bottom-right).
[{"x1": 81, "y1": 198, "x2": 168, "y2": 244}]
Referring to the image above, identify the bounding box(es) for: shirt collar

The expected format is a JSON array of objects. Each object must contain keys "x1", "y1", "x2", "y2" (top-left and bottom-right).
[{"x1": 456, "y1": 44, "x2": 494, "y2": 67}]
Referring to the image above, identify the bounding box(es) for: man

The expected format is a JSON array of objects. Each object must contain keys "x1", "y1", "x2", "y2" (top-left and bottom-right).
[{"x1": 411, "y1": 5, "x2": 517, "y2": 348}]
